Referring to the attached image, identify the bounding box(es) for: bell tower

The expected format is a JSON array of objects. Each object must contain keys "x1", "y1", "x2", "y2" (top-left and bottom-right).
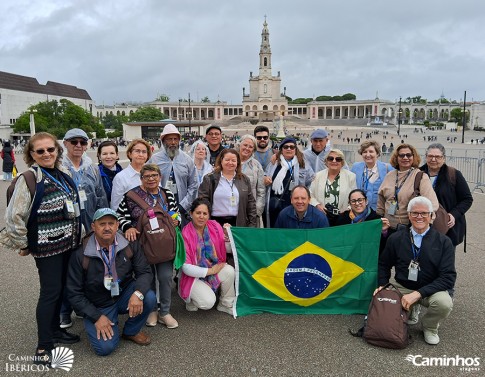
[{"x1": 259, "y1": 17, "x2": 272, "y2": 78}]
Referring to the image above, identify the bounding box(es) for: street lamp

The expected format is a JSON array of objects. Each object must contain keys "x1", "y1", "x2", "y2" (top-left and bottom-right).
[
  {"x1": 29, "y1": 108, "x2": 37, "y2": 136},
  {"x1": 397, "y1": 97, "x2": 403, "y2": 137},
  {"x1": 178, "y1": 99, "x2": 182, "y2": 122},
  {"x1": 188, "y1": 92, "x2": 192, "y2": 134}
]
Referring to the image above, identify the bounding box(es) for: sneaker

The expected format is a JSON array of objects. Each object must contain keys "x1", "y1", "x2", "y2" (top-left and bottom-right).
[
  {"x1": 158, "y1": 313, "x2": 178, "y2": 329},
  {"x1": 53, "y1": 329, "x2": 80, "y2": 344},
  {"x1": 185, "y1": 302, "x2": 198, "y2": 312},
  {"x1": 423, "y1": 329, "x2": 440, "y2": 345},
  {"x1": 216, "y1": 304, "x2": 234, "y2": 316},
  {"x1": 60, "y1": 318, "x2": 73, "y2": 329},
  {"x1": 33, "y1": 349, "x2": 51, "y2": 366},
  {"x1": 407, "y1": 304, "x2": 421, "y2": 325},
  {"x1": 145, "y1": 311, "x2": 158, "y2": 327}
]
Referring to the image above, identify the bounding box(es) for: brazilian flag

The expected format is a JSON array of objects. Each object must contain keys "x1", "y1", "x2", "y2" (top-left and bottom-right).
[{"x1": 228, "y1": 220, "x2": 381, "y2": 317}]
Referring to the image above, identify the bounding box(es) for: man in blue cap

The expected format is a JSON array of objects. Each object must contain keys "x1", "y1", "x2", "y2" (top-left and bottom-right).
[
  {"x1": 303, "y1": 129, "x2": 331, "y2": 173},
  {"x1": 66, "y1": 208, "x2": 156, "y2": 356}
]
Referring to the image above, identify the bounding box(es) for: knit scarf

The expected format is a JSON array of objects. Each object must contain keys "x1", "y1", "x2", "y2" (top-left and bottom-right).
[
  {"x1": 350, "y1": 206, "x2": 372, "y2": 224},
  {"x1": 272, "y1": 155, "x2": 299, "y2": 195}
]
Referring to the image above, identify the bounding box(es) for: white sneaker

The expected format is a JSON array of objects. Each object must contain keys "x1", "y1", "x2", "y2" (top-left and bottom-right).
[
  {"x1": 423, "y1": 329, "x2": 440, "y2": 345},
  {"x1": 407, "y1": 304, "x2": 421, "y2": 325},
  {"x1": 145, "y1": 311, "x2": 158, "y2": 327},
  {"x1": 158, "y1": 313, "x2": 179, "y2": 329},
  {"x1": 216, "y1": 304, "x2": 234, "y2": 316},
  {"x1": 185, "y1": 302, "x2": 198, "y2": 312}
]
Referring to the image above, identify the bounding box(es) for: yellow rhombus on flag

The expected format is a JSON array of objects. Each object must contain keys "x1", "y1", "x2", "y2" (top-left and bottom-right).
[{"x1": 252, "y1": 241, "x2": 364, "y2": 307}]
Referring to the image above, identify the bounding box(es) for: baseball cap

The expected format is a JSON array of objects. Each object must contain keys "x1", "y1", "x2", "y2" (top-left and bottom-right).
[
  {"x1": 64, "y1": 128, "x2": 89, "y2": 141},
  {"x1": 92, "y1": 208, "x2": 118, "y2": 222}
]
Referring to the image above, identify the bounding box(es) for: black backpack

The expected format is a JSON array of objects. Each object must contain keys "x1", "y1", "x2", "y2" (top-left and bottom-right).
[{"x1": 363, "y1": 283, "x2": 411, "y2": 349}]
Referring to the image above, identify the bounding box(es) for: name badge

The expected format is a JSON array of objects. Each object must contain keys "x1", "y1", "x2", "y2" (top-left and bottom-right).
[
  {"x1": 408, "y1": 260, "x2": 419, "y2": 281},
  {"x1": 110, "y1": 281, "x2": 120, "y2": 297},
  {"x1": 149, "y1": 217, "x2": 159, "y2": 230},
  {"x1": 388, "y1": 201, "x2": 397, "y2": 215},
  {"x1": 78, "y1": 189, "x2": 87, "y2": 202},
  {"x1": 288, "y1": 180, "x2": 296, "y2": 191},
  {"x1": 103, "y1": 275, "x2": 113, "y2": 290},
  {"x1": 73, "y1": 202, "x2": 81, "y2": 217},
  {"x1": 166, "y1": 181, "x2": 177, "y2": 194},
  {"x1": 229, "y1": 195, "x2": 237, "y2": 207},
  {"x1": 63, "y1": 199, "x2": 76, "y2": 219}
]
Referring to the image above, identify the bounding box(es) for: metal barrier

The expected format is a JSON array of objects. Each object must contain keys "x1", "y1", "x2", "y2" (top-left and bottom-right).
[{"x1": 335, "y1": 145, "x2": 485, "y2": 192}]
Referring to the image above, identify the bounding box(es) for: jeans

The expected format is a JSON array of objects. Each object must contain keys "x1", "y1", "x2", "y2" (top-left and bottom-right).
[
  {"x1": 152, "y1": 260, "x2": 174, "y2": 315},
  {"x1": 83, "y1": 281, "x2": 156, "y2": 356},
  {"x1": 34, "y1": 250, "x2": 72, "y2": 350}
]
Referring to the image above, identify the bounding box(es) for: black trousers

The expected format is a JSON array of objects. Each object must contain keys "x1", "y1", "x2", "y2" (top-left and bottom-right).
[{"x1": 34, "y1": 250, "x2": 72, "y2": 350}]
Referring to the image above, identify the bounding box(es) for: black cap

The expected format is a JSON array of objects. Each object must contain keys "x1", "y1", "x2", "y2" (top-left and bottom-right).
[{"x1": 205, "y1": 125, "x2": 222, "y2": 135}]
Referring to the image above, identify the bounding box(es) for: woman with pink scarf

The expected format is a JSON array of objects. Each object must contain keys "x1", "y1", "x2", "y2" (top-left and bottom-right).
[{"x1": 179, "y1": 198, "x2": 235, "y2": 315}]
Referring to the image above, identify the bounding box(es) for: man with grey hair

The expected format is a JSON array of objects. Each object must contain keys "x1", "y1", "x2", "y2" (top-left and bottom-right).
[
  {"x1": 376, "y1": 196, "x2": 456, "y2": 345},
  {"x1": 149, "y1": 124, "x2": 198, "y2": 227},
  {"x1": 303, "y1": 129, "x2": 331, "y2": 173}
]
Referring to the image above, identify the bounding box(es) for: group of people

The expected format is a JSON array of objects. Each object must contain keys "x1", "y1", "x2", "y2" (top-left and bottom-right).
[{"x1": 0, "y1": 123, "x2": 474, "y2": 364}]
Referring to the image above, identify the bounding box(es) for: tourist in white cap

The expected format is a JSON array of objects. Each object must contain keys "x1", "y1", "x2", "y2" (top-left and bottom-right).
[
  {"x1": 303, "y1": 128, "x2": 331, "y2": 173},
  {"x1": 149, "y1": 124, "x2": 198, "y2": 227}
]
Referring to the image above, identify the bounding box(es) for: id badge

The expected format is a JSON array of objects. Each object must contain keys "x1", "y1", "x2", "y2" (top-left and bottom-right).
[
  {"x1": 63, "y1": 200, "x2": 75, "y2": 219},
  {"x1": 288, "y1": 180, "x2": 296, "y2": 191},
  {"x1": 408, "y1": 261, "x2": 419, "y2": 281},
  {"x1": 103, "y1": 275, "x2": 113, "y2": 290},
  {"x1": 167, "y1": 181, "x2": 178, "y2": 194},
  {"x1": 110, "y1": 281, "x2": 120, "y2": 297},
  {"x1": 73, "y1": 202, "x2": 81, "y2": 217},
  {"x1": 149, "y1": 217, "x2": 159, "y2": 230},
  {"x1": 388, "y1": 201, "x2": 397, "y2": 215},
  {"x1": 229, "y1": 195, "x2": 237, "y2": 207},
  {"x1": 78, "y1": 189, "x2": 87, "y2": 202}
]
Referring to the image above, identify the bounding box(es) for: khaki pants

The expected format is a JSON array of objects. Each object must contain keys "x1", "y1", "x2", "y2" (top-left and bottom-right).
[
  {"x1": 394, "y1": 282, "x2": 453, "y2": 331},
  {"x1": 189, "y1": 264, "x2": 235, "y2": 309}
]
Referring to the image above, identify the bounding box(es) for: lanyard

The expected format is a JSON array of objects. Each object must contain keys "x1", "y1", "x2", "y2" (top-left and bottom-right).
[
  {"x1": 286, "y1": 160, "x2": 294, "y2": 180},
  {"x1": 150, "y1": 190, "x2": 167, "y2": 211},
  {"x1": 410, "y1": 231, "x2": 422, "y2": 261},
  {"x1": 394, "y1": 168, "x2": 413, "y2": 200},
  {"x1": 41, "y1": 168, "x2": 72, "y2": 196},
  {"x1": 99, "y1": 245, "x2": 116, "y2": 276},
  {"x1": 222, "y1": 174, "x2": 236, "y2": 196},
  {"x1": 361, "y1": 168, "x2": 375, "y2": 190}
]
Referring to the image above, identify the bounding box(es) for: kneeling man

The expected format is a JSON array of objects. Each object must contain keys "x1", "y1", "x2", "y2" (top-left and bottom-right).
[
  {"x1": 376, "y1": 196, "x2": 456, "y2": 345},
  {"x1": 274, "y1": 185, "x2": 329, "y2": 229},
  {"x1": 67, "y1": 208, "x2": 156, "y2": 356}
]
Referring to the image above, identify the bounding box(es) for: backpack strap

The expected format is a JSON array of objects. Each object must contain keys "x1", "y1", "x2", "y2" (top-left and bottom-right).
[
  {"x1": 22, "y1": 170, "x2": 37, "y2": 199},
  {"x1": 413, "y1": 170, "x2": 424, "y2": 197},
  {"x1": 447, "y1": 166, "x2": 457, "y2": 186},
  {"x1": 126, "y1": 190, "x2": 151, "y2": 211}
]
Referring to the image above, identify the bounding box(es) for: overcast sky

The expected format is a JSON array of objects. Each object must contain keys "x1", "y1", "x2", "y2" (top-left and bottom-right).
[{"x1": 1, "y1": 0, "x2": 484, "y2": 106}]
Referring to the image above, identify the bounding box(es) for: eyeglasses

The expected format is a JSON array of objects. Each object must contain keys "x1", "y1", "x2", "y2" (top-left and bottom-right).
[
  {"x1": 256, "y1": 136, "x2": 269, "y2": 140},
  {"x1": 132, "y1": 149, "x2": 148, "y2": 154},
  {"x1": 142, "y1": 174, "x2": 160, "y2": 180},
  {"x1": 327, "y1": 156, "x2": 343, "y2": 162},
  {"x1": 409, "y1": 212, "x2": 431, "y2": 218},
  {"x1": 350, "y1": 198, "x2": 366, "y2": 205},
  {"x1": 33, "y1": 147, "x2": 56, "y2": 155},
  {"x1": 426, "y1": 155, "x2": 444, "y2": 160},
  {"x1": 282, "y1": 145, "x2": 296, "y2": 150},
  {"x1": 398, "y1": 153, "x2": 413, "y2": 159},
  {"x1": 69, "y1": 140, "x2": 88, "y2": 146},
  {"x1": 207, "y1": 132, "x2": 221, "y2": 137}
]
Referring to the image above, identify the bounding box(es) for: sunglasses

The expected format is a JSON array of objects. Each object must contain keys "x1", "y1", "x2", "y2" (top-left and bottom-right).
[
  {"x1": 327, "y1": 156, "x2": 343, "y2": 162},
  {"x1": 33, "y1": 147, "x2": 56, "y2": 155},
  {"x1": 256, "y1": 136, "x2": 269, "y2": 140},
  {"x1": 282, "y1": 145, "x2": 296, "y2": 150},
  {"x1": 398, "y1": 153, "x2": 413, "y2": 159},
  {"x1": 69, "y1": 140, "x2": 88, "y2": 146}
]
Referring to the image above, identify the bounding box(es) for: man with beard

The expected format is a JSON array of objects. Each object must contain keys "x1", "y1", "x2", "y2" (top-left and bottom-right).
[
  {"x1": 205, "y1": 125, "x2": 225, "y2": 166},
  {"x1": 149, "y1": 124, "x2": 198, "y2": 227},
  {"x1": 303, "y1": 129, "x2": 331, "y2": 173},
  {"x1": 253, "y1": 125, "x2": 273, "y2": 171}
]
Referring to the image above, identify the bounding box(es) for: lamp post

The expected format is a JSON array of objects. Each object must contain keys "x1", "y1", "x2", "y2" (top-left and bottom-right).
[
  {"x1": 397, "y1": 97, "x2": 402, "y2": 137},
  {"x1": 461, "y1": 90, "x2": 466, "y2": 144},
  {"x1": 29, "y1": 109, "x2": 37, "y2": 136},
  {"x1": 178, "y1": 99, "x2": 182, "y2": 122},
  {"x1": 188, "y1": 92, "x2": 192, "y2": 134}
]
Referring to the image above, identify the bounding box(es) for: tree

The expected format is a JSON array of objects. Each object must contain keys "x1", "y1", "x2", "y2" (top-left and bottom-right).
[
  {"x1": 129, "y1": 106, "x2": 167, "y2": 122},
  {"x1": 341, "y1": 93, "x2": 357, "y2": 100},
  {"x1": 13, "y1": 99, "x2": 103, "y2": 139},
  {"x1": 101, "y1": 113, "x2": 127, "y2": 131},
  {"x1": 289, "y1": 97, "x2": 312, "y2": 104},
  {"x1": 156, "y1": 94, "x2": 170, "y2": 102},
  {"x1": 450, "y1": 108, "x2": 470, "y2": 128},
  {"x1": 201, "y1": 96, "x2": 210, "y2": 103}
]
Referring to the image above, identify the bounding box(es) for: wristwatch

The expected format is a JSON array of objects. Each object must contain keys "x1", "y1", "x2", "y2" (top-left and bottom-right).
[{"x1": 134, "y1": 291, "x2": 144, "y2": 301}]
